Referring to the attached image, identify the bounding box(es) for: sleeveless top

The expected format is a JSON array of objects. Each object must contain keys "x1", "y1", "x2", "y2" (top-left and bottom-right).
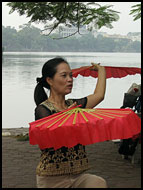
[{"x1": 35, "y1": 98, "x2": 89, "y2": 176}]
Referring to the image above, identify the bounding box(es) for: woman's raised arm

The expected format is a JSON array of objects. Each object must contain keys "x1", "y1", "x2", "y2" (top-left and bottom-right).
[{"x1": 86, "y1": 63, "x2": 106, "y2": 109}]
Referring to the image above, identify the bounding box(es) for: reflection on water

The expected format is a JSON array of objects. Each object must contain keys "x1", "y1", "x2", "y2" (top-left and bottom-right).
[{"x1": 2, "y1": 52, "x2": 141, "y2": 128}]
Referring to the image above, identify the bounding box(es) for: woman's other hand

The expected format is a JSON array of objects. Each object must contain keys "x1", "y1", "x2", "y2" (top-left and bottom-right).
[
  {"x1": 90, "y1": 63, "x2": 103, "y2": 71},
  {"x1": 68, "y1": 102, "x2": 77, "y2": 109}
]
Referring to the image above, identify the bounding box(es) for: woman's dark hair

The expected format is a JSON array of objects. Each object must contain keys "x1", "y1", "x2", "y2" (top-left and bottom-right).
[{"x1": 34, "y1": 57, "x2": 68, "y2": 106}]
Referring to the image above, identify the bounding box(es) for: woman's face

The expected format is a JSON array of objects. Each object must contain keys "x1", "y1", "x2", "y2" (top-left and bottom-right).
[{"x1": 46, "y1": 62, "x2": 73, "y2": 95}]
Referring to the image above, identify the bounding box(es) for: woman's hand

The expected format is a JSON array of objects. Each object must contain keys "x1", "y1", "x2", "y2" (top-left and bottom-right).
[
  {"x1": 90, "y1": 63, "x2": 104, "y2": 71},
  {"x1": 68, "y1": 102, "x2": 77, "y2": 109}
]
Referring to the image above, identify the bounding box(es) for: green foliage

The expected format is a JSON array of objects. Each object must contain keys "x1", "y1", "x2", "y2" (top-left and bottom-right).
[
  {"x1": 130, "y1": 4, "x2": 141, "y2": 21},
  {"x1": 15, "y1": 133, "x2": 29, "y2": 141},
  {"x1": 7, "y1": 2, "x2": 120, "y2": 37},
  {"x1": 2, "y1": 25, "x2": 141, "y2": 52}
]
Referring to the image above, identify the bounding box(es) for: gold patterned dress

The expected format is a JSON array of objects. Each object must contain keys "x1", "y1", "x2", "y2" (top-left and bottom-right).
[{"x1": 35, "y1": 98, "x2": 89, "y2": 176}]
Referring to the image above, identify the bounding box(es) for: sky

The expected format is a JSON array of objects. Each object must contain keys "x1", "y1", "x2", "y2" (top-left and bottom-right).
[{"x1": 2, "y1": 2, "x2": 141, "y2": 35}]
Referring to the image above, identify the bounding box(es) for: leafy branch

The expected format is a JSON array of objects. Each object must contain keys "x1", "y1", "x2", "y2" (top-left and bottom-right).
[
  {"x1": 7, "y1": 2, "x2": 120, "y2": 39},
  {"x1": 129, "y1": 3, "x2": 141, "y2": 21}
]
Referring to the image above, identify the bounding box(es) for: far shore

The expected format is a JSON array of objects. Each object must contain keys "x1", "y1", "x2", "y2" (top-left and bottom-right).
[{"x1": 2, "y1": 127, "x2": 29, "y2": 136}]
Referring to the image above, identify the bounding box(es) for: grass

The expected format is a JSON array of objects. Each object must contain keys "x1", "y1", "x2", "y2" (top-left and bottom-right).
[{"x1": 14, "y1": 133, "x2": 29, "y2": 141}]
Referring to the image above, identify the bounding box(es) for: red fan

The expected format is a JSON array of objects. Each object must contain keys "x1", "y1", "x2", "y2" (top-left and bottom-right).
[
  {"x1": 29, "y1": 107, "x2": 141, "y2": 150},
  {"x1": 72, "y1": 66, "x2": 141, "y2": 79}
]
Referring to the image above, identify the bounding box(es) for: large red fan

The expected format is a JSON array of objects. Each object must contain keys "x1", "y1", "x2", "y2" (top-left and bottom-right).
[
  {"x1": 29, "y1": 107, "x2": 141, "y2": 150},
  {"x1": 72, "y1": 66, "x2": 141, "y2": 79}
]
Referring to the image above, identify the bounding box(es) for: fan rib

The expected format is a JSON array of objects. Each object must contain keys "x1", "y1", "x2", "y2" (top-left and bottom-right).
[
  {"x1": 47, "y1": 113, "x2": 68, "y2": 128},
  {"x1": 79, "y1": 109, "x2": 88, "y2": 122},
  {"x1": 73, "y1": 109, "x2": 78, "y2": 125},
  {"x1": 93, "y1": 111, "x2": 115, "y2": 118},
  {"x1": 87, "y1": 112, "x2": 103, "y2": 119},
  {"x1": 35, "y1": 109, "x2": 73, "y2": 127},
  {"x1": 96, "y1": 109, "x2": 131, "y2": 114},
  {"x1": 58, "y1": 110, "x2": 75, "y2": 127},
  {"x1": 94, "y1": 110, "x2": 125, "y2": 118}
]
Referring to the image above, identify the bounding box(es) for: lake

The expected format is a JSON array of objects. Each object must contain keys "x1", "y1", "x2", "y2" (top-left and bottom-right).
[{"x1": 2, "y1": 52, "x2": 141, "y2": 128}]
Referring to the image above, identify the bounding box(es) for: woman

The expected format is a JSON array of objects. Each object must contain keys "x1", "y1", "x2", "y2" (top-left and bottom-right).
[{"x1": 34, "y1": 57, "x2": 107, "y2": 188}]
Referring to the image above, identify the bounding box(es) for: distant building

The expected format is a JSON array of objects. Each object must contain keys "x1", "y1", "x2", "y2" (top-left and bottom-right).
[
  {"x1": 127, "y1": 32, "x2": 141, "y2": 42},
  {"x1": 92, "y1": 31, "x2": 107, "y2": 38},
  {"x1": 41, "y1": 25, "x2": 97, "y2": 38},
  {"x1": 58, "y1": 25, "x2": 89, "y2": 38},
  {"x1": 42, "y1": 24, "x2": 141, "y2": 42},
  {"x1": 59, "y1": 25, "x2": 107, "y2": 39},
  {"x1": 94, "y1": 32, "x2": 141, "y2": 42}
]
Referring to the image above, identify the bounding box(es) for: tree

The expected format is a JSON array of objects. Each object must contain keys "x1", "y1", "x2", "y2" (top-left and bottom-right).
[
  {"x1": 2, "y1": 26, "x2": 20, "y2": 51},
  {"x1": 17, "y1": 24, "x2": 41, "y2": 50},
  {"x1": 7, "y1": 2, "x2": 120, "y2": 38},
  {"x1": 2, "y1": 24, "x2": 140, "y2": 52},
  {"x1": 130, "y1": 3, "x2": 141, "y2": 21}
]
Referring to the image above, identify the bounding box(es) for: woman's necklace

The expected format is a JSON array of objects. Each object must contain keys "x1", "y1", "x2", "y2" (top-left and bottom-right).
[{"x1": 47, "y1": 99, "x2": 68, "y2": 111}]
